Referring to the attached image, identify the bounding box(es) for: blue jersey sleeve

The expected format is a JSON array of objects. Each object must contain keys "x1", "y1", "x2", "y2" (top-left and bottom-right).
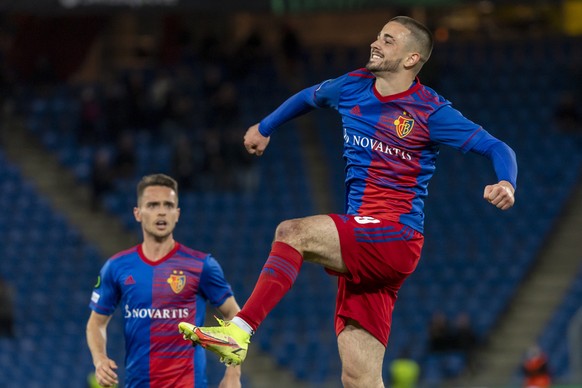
[
  {"x1": 258, "y1": 85, "x2": 320, "y2": 136},
  {"x1": 470, "y1": 132, "x2": 518, "y2": 189},
  {"x1": 199, "y1": 255, "x2": 234, "y2": 308},
  {"x1": 89, "y1": 259, "x2": 120, "y2": 315},
  {"x1": 430, "y1": 105, "x2": 518, "y2": 189},
  {"x1": 428, "y1": 105, "x2": 485, "y2": 152},
  {"x1": 258, "y1": 76, "x2": 346, "y2": 136}
]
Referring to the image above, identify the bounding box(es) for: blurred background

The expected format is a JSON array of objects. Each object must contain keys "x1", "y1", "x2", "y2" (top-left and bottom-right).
[{"x1": 0, "y1": 0, "x2": 581, "y2": 387}]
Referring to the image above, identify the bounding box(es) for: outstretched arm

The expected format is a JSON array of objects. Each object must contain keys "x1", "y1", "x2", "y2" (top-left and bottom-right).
[
  {"x1": 471, "y1": 135, "x2": 517, "y2": 210},
  {"x1": 86, "y1": 311, "x2": 118, "y2": 387},
  {"x1": 428, "y1": 105, "x2": 518, "y2": 210},
  {"x1": 244, "y1": 85, "x2": 321, "y2": 156}
]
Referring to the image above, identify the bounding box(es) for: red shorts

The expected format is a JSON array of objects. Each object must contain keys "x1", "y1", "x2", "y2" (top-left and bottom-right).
[{"x1": 327, "y1": 214, "x2": 424, "y2": 347}]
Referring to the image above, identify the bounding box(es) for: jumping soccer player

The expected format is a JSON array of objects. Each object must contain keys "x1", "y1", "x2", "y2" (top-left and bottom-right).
[
  {"x1": 179, "y1": 16, "x2": 517, "y2": 388},
  {"x1": 87, "y1": 174, "x2": 242, "y2": 388}
]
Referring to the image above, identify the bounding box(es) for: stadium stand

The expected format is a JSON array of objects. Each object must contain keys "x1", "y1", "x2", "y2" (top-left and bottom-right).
[{"x1": 1, "y1": 14, "x2": 582, "y2": 388}]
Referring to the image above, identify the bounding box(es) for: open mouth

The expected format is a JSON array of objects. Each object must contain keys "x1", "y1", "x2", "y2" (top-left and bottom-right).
[{"x1": 370, "y1": 53, "x2": 382, "y2": 61}]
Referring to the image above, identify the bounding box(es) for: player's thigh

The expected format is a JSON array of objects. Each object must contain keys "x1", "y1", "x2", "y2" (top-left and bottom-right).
[
  {"x1": 275, "y1": 215, "x2": 345, "y2": 272},
  {"x1": 337, "y1": 321, "x2": 385, "y2": 387}
]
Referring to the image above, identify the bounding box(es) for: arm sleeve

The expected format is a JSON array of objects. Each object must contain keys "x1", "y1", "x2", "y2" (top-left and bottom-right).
[
  {"x1": 199, "y1": 255, "x2": 234, "y2": 308},
  {"x1": 258, "y1": 77, "x2": 344, "y2": 136},
  {"x1": 429, "y1": 105, "x2": 518, "y2": 189},
  {"x1": 258, "y1": 85, "x2": 320, "y2": 136},
  {"x1": 428, "y1": 105, "x2": 485, "y2": 152},
  {"x1": 470, "y1": 131, "x2": 518, "y2": 189},
  {"x1": 88, "y1": 259, "x2": 119, "y2": 315}
]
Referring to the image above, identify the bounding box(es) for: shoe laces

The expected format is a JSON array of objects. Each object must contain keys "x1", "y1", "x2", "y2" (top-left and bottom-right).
[{"x1": 214, "y1": 315, "x2": 229, "y2": 327}]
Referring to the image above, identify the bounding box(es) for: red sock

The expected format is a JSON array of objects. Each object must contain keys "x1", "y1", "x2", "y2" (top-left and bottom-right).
[{"x1": 237, "y1": 241, "x2": 303, "y2": 331}]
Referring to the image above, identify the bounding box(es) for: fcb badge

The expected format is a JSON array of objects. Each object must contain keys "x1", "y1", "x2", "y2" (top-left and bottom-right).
[
  {"x1": 394, "y1": 115, "x2": 414, "y2": 138},
  {"x1": 167, "y1": 270, "x2": 186, "y2": 294}
]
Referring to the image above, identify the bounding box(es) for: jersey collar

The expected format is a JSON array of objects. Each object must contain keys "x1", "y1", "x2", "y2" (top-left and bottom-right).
[
  {"x1": 138, "y1": 241, "x2": 180, "y2": 266},
  {"x1": 373, "y1": 77, "x2": 421, "y2": 103}
]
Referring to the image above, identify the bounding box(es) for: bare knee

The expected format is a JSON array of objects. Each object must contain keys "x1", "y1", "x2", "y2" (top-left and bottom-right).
[
  {"x1": 338, "y1": 323, "x2": 385, "y2": 388},
  {"x1": 341, "y1": 365, "x2": 383, "y2": 388},
  {"x1": 274, "y1": 219, "x2": 304, "y2": 246}
]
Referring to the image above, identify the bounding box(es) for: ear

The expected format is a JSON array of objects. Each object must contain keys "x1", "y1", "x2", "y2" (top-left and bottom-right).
[
  {"x1": 133, "y1": 207, "x2": 141, "y2": 222},
  {"x1": 404, "y1": 52, "x2": 421, "y2": 68},
  {"x1": 176, "y1": 207, "x2": 180, "y2": 223}
]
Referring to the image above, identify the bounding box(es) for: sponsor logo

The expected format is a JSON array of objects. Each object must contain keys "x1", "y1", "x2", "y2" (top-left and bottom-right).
[
  {"x1": 346, "y1": 133, "x2": 412, "y2": 160},
  {"x1": 167, "y1": 270, "x2": 186, "y2": 294},
  {"x1": 94, "y1": 276, "x2": 101, "y2": 288},
  {"x1": 124, "y1": 275, "x2": 136, "y2": 285},
  {"x1": 124, "y1": 304, "x2": 189, "y2": 319},
  {"x1": 350, "y1": 105, "x2": 362, "y2": 116}
]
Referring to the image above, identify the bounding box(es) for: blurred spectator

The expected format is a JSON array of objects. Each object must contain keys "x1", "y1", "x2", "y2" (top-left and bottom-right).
[
  {"x1": 102, "y1": 73, "x2": 130, "y2": 136},
  {"x1": 231, "y1": 28, "x2": 266, "y2": 79},
  {"x1": 149, "y1": 69, "x2": 174, "y2": 129},
  {"x1": 277, "y1": 23, "x2": 305, "y2": 89},
  {"x1": 207, "y1": 81, "x2": 240, "y2": 131},
  {"x1": 78, "y1": 86, "x2": 106, "y2": 145},
  {"x1": 222, "y1": 126, "x2": 259, "y2": 194},
  {"x1": 521, "y1": 345, "x2": 551, "y2": 388},
  {"x1": 428, "y1": 311, "x2": 453, "y2": 353},
  {"x1": 390, "y1": 347, "x2": 420, "y2": 388},
  {"x1": 171, "y1": 133, "x2": 196, "y2": 190},
  {"x1": 450, "y1": 312, "x2": 478, "y2": 373},
  {"x1": 90, "y1": 147, "x2": 114, "y2": 211},
  {"x1": 201, "y1": 131, "x2": 228, "y2": 190},
  {"x1": 0, "y1": 277, "x2": 14, "y2": 337},
  {"x1": 552, "y1": 92, "x2": 582, "y2": 134},
  {"x1": 124, "y1": 71, "x2": 148, "y2": 130},
  {"x1": 113, "y1": 131, "x2": 137, "y2": 180}
]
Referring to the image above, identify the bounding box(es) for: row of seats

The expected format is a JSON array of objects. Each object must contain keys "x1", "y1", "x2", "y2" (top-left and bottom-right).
[{"x1": 3, "y1": 34, "x2": 582, "y2": 386}]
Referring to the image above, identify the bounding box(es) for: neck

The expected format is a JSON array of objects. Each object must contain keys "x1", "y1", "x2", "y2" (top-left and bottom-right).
[
  {"x1": 373, "y1": 73, "x2": 416, "y2": 97},
  {"x1": 141, "y1": 236, "x2": 175, "y2": 262}
]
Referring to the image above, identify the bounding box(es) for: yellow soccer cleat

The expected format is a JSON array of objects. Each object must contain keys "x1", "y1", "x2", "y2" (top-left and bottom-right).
[{"x1": 179, "y1": 317, "x2": 250, "y2": 366}]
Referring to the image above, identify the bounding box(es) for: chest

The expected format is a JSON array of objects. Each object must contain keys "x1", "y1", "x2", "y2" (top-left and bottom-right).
[{"x1": 116, "y1": 262, "x2": 201, "y2": 306}]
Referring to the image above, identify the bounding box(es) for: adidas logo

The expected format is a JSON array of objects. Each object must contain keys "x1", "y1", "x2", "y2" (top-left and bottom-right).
[
  {"x1": 124, "y1": 275, "x2": 136, "y2": 285},
  {"x1": 350, "y1": 105, "x2": 362, "y2": 116}
]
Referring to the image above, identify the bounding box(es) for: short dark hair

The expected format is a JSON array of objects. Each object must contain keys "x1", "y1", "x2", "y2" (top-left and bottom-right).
[
  {"x1": 136, "y1": 173, "x2": 178, "y2": 205},
  {"x1": 390, "y1": 16, "x2": 433, "y2": 64}
]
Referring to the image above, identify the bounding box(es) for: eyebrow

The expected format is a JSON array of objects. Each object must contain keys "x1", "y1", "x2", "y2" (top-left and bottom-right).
[
  {"x1": 145, "y1": 200, "x2": 176, "y2": 206},
  {"x1": 378, "y1": 32, "x2": 396, "y2": 41}
]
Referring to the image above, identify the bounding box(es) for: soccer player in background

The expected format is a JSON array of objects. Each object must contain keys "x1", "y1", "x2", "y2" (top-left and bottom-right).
[
  {"x1": 87, "y1": 174, "x2": 242, "y2": 388},
  {"x1": 179, "y1": 16, "x2": 517, "y2": 387}
]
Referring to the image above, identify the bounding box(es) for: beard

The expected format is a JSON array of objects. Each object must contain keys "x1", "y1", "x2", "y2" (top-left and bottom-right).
[{"x1": 365, "y1": 57, "x2": 402, "y2": 74}]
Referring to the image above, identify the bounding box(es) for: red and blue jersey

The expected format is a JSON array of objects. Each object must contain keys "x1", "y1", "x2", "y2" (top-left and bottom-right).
[
  {"x1": 259, "y1": 69, "x2": 517, "y2": 233},
  {"x1": 89, "y1": 242, "x2": 233, "y2": 388}
]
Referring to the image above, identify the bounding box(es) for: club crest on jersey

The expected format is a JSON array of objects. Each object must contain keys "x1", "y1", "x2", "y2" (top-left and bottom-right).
[
  {"x1": 394, "y1": 115, "x2": 415, "y2": 138},
  {"x1": 167, "y1": 270, "x2": 186, "y2": 294}
]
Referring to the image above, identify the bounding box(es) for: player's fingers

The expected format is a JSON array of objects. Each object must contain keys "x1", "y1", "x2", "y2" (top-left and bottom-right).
[
  {"x1": 491, "y1": 190, "x2": 514, "y2": 210},
  {"x1": 98, "y1": 365, "x2": 118, "y2": 386},
  {"x1": 244, "y1": 144, "x2": 256, "y2": 154},
  {"x1": 96, "y1": 372, "x2": 116, "y2": 387},
  {"x1": 488, "y1": 189, "x2": 503, "y2": 205}
]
